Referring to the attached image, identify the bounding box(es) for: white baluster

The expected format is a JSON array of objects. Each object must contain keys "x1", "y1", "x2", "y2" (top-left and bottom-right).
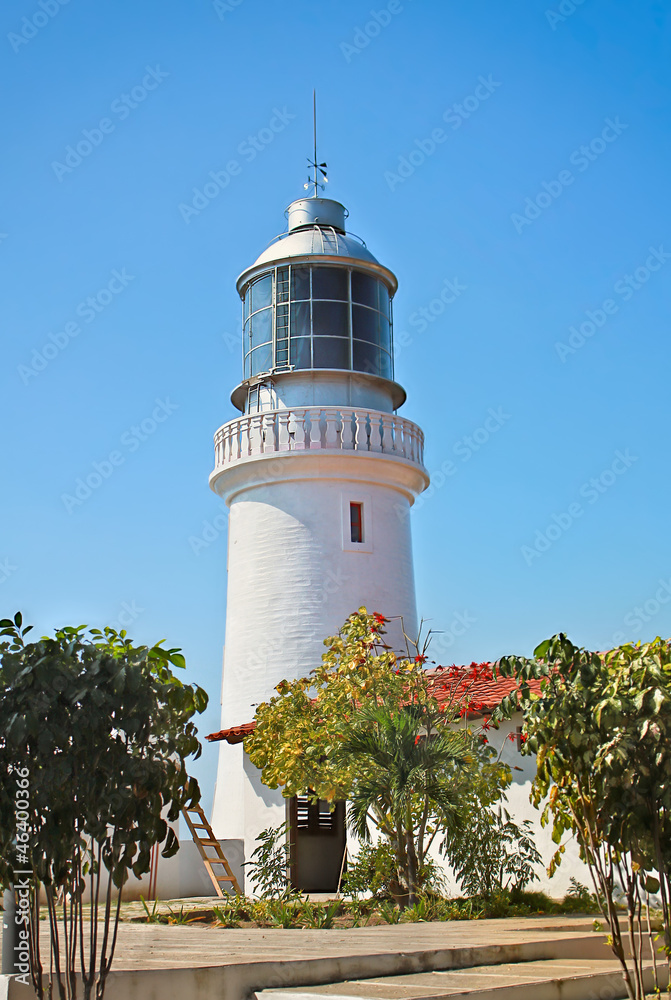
[
  {"x1": 369, "y1": 413, "x2": 383, "y2": 452},
  {"x1": 407, "y1": 423, "x2": 416, "y2": 463},
  {"x1": 277, "y1": 411, "x2": 290, "y2": 452},
  {"x1": 227, "y1": 423, "x2": 236, "y2": 463},
  {"x1": 309, "y1": 409, "x2": 322, "y2": 449},
  {"x1": 379, "y1": 414, "x2": 394, "y2": 454},
  {"x1": 261, "y1": 412, "x2": 277, "y2": 454},
  {"x1": 353, "y1": 410, "x2": 366, "y2": 451},
  {"x1": 239, "y1": 417, "x2": 251, "y2": 458},
  {"x1": 409, "y1": 425, "x2": 418, "y2": 463},
  {"x1": 289, "y1": 408, "x2": 306, "y2": 450},
  {"x1": 340, "y1": 409, "x2": 354, "y2": 449},
  {"x1": 324, "y1": 408, "x2": 339, "y2": 449},
  {"x1": 249, "y1": 414, "x2": 263, "y2": 455},
  {"x1": 396, "y1": 421, "x2": 406, "y2": 460}
]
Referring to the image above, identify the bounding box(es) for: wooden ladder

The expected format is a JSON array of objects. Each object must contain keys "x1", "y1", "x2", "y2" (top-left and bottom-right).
[{"x1": 181, "y1": 803, "x2": 241, "y2": 897}]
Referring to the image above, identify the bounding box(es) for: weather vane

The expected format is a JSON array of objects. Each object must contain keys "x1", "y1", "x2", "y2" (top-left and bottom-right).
[{"x1": 305, "y1": 89, "x2": 328, "y2": 197}]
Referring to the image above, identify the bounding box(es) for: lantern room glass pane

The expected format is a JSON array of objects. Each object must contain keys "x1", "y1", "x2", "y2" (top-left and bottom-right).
[
  {"x1": 291, "y1": 266, "x2": 311, "y2": 300},
  {"x1": 290, "y1": 337, "x2": 311, "y2": 368},
  {"x1": 250, "y1": 274, "x2": 272, "y2": 312},
  {"x1": 250, "y1": 343, "x2": 272, "y2": 375},
  {"x1": 378, "y1": 350, "x2": 393, "y2": 380},
  {"x1": 378, "y1": 287, "x2": 391, "y2": 319},
  {"x1": 290, "y1": 302, "x2": 311, "y2": 339},
  {"x1": 379, "y1": 316, "x2": 391, "y2": 353},
  {"x1": 352, "y1": 304, "x2": 379, "y2": 344},
  {"x1": 250, "y1": 307, "x2": 272, "y2": 348},
  {"x1": 353, "y1": 339, "x2": 381, "y2": 376},
  {"x1": 313, "y1": 337, "x2": 349, "y2": 369},
  {"x1": 312, "y1": 267, "x2": 348, "y2": 301},
  {"x1": 312, "y1": 301, "x2": 348, "y2": 338},
  {"x1": 351, "y1": 271, "x2": 378, "y2": 308}
]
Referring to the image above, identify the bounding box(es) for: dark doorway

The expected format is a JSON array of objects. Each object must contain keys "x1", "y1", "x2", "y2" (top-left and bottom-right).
[{"x1": 287, "y1": 794, "x2": 346, "y2": 892}]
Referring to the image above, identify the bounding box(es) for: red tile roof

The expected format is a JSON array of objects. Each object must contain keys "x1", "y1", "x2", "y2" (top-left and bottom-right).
[
  {"x1": 206, "y1": 721, "x2": 255, "y2": 745},
  {"x1": 205, "y1": 662, "x2": 542, "y2": 744}
]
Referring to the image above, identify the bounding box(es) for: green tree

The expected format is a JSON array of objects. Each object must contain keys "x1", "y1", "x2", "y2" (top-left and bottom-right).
[
  {"x1": 0, "y1": 613, "x2": 208, "y2": 1000},
  {"x1": 496, "y1": 633, "x2": 671, "y2": 1000},
  {"x1": 246, "y1": 608, "x2": 512, "y2": 907},
  {"x1": 334, "y1": 702, "x2": 474, "y2": 906}
]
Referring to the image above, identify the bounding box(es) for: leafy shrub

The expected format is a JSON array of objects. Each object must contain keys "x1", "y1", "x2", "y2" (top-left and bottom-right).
[
  {"x1": 342, "y1": 841, "x2": 446, "y2": 901},
  {"x1": 377, "y1": 900, "x2": 402, "y2": 923},
  {"x1": 443, "y1": 807, "x2": 542, "y2": 898},
  {"x1": 243, "y1": 823, "x2": 297, "y2": 899},
  {"x1": 560, "y1": 877, "x2": 600, "y2": 912},
  {"x1": 301, "y1": 900, "x2": 340, "y2": 928},
  {"x1": 268, "y1": 899, "x2": 303, "y2": 928},
  {"x1": 212, "y1": 904, "x2": 241, "y2": 928}
]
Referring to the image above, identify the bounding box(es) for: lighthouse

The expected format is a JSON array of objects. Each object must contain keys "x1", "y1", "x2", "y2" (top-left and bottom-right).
[{"x1": 209, "y1": 190, "x2": 429, "y2": 890}]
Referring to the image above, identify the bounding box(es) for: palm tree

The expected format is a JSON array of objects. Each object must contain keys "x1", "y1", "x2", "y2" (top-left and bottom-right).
[{"x1": 334, "y1": 702, "x2": 474, "y2": 907}]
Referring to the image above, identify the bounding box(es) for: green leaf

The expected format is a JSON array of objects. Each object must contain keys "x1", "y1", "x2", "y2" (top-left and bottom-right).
[{"x1": 644, "y1": 875, "x2": 660, "y2": 894}]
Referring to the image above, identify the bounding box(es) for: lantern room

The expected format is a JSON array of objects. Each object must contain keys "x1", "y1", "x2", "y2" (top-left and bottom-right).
[{"x1": 231, "y1": 197, "x2": 406, "y2": 414}]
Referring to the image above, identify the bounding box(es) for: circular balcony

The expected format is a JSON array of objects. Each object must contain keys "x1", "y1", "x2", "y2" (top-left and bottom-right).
[{"x1": 210, "y1": 406, "x2": 428, "y2": 501}]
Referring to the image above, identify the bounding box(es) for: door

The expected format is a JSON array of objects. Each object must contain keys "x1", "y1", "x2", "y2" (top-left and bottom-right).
[{"x1": 287, "y1": 794, "x2": 346, "y2": 892}]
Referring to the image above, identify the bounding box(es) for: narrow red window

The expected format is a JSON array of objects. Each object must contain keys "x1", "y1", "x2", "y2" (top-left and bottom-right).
[{"x1": 350, "y1": 502, "x2": 363, "y2": 543}]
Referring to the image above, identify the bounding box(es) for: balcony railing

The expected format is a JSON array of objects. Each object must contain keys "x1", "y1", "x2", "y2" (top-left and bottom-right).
[{"x1": 213, "y1": 406, "x2": 425, "y2": 472}]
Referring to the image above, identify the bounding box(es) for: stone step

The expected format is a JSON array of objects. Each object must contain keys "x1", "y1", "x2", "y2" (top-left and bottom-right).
[{"x1": 255, "y1": 956, "x2": 658, "y2": 1000}]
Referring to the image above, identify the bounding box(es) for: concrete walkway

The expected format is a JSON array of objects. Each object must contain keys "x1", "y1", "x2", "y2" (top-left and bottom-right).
[
  {"x1": 96, "y1": 914, "x2": 598, "y2": 969},
  {"x1": 6, "y1": 914, "x2": 654, "y2": 1000}
]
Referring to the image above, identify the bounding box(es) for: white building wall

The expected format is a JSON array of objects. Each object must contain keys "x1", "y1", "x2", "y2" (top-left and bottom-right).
[{"x1": 482, "y1": 714, "x2": 591, "y2": 897}]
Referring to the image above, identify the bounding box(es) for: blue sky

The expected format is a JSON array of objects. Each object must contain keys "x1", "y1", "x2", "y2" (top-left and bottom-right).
[{"x1": 2, "y1": 0, "x2": 670, "y2": 810}]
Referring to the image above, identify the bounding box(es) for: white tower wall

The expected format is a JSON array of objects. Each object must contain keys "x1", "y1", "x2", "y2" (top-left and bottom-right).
[{"x1": 221, "y1": 476, "x2": 417, "y2": 724}]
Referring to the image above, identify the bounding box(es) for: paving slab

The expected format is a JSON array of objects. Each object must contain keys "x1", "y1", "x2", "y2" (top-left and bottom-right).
[
  {"x1": 256, "y1": 958, "x2": 624, "y2": 998},
  {"x1": 65, "y1": 915, "x2": 598, "y2": 970}
]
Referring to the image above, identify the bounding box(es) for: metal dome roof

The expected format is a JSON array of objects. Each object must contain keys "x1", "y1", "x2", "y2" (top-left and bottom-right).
[
  {"x1": 236, "y1": 197, "x2": 398, "y2": 296},
  {"x1": 252, "y1": 226, "x2": 381, "y2": 268}
]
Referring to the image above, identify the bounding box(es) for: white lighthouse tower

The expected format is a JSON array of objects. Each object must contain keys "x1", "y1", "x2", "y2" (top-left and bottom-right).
[{"x1": 209, "y1": 188, "x2": 429, "y2": 890}]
